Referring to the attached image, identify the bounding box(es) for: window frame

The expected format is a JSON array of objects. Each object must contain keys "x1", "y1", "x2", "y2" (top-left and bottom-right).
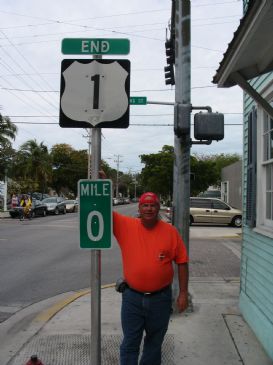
[{"x1": 256, "y1": 83, "x2": 273, "y2": 232}]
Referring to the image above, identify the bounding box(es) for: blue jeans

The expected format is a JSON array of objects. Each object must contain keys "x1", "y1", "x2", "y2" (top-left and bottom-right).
[{"x1": 120, "y1": 286, "x2": 172, "y2": 365}]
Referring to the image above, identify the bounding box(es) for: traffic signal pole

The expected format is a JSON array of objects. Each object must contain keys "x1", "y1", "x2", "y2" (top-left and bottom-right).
[{"x1": 172, "y1": 0, "x2": 191, "y2": 300}]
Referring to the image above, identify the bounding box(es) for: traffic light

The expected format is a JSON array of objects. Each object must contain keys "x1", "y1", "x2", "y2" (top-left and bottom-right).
[
  {"x1": 165, "y1": 39, "x2": 175, "y2": 64},
  {"x1": 164, "y1": 38, "x2": 175, "y2": 85},
  {"x1": 164, "y1": 64, "x2": 175, "y2": 85}
]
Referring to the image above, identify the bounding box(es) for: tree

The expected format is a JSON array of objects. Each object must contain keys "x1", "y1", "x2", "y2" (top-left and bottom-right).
[
  {"x1": 51, "y1": 144, "x2": 88, "y2": 196},
  {"x1": 0, "y1": 114, "x2": 17, "y2": 147},
  {"x1": 139, "y1": 145, "x2": 241, "y2": 199},
  {"x1": 205, "y1": 153, "x2": 241, "y2": 185},
  {"x1": 140, "y1": 145, "x2": 174, "y2": 199},
  {"x1": 0, "y1": 115, "x2": 17, "y2": 180},
  {"x1": 190, "y1": 155, "x2": 218, "y2": 196},
  {"x1": 12, "y1": 139, "x2": 52, "y2": 193}
]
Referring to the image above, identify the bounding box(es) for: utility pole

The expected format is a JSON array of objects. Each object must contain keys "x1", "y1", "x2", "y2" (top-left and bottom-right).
[
  {"x1": 172, "y1": 0, "x2": 191, "y2": 300},
  {"x1": 114, "y1": 154, "x2": 122, "y2": 198}
]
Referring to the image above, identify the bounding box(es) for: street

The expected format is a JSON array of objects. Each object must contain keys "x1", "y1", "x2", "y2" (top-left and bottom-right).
[{"x1": 0, "y1": 204, "x2": 241, "y2": 323}]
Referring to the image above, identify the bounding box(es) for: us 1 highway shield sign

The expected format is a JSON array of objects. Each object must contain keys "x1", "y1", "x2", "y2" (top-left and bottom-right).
[{"x1": 59, "y1": 59, "x2": 130, "y2": 128}]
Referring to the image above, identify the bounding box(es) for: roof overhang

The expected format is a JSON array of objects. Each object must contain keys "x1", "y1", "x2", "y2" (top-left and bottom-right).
[{"x1": 213, "y1": 0, "x2": 273, "y2": 87}]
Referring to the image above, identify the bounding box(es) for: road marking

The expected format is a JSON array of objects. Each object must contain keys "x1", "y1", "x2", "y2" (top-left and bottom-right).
[
  {"x1": 35, "y1": 289, "x2": 91, "y2": 322},
  {"x1": 35, "y1": 284, "x2": 115, "y2": 322}
]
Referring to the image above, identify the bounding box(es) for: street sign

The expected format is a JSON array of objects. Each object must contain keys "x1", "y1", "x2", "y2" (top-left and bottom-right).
[
  {"x1": 78, "y1": 179, "x2": 112, "y2": 249},
  {"x1": 59, "y1": 59, "x2": 130, "y2": 128},
  {"x1": 62, "y1": 38, "x2": 130, "y2": 55},
  {"x1": 130, "y1": 96, "x2": 147, "y2": 105}
]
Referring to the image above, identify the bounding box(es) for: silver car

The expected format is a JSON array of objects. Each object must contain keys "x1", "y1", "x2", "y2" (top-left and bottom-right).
[
  {"x1": 190, "y1": 197, "x2": 242, "y2": 227},
  {"x1": 42, "y1": 197, "x2": 66, "y2": 215}
]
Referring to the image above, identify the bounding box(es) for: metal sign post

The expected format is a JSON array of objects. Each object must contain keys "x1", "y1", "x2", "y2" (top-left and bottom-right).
[
  {"x1": 91, "y1": 124, "x2": 101, "y2": 365},
  {"x1": 60, "y1": 37, "x2": 130, "y2": 365}
]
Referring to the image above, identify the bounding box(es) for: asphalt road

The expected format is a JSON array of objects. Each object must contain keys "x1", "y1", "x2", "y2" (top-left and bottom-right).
[
  {"x1": 0, "y1": 204, "x2": 137, "y2": 322},
  {"x1": 0, "y1": 203, "x2": 241, "y2": 323}
]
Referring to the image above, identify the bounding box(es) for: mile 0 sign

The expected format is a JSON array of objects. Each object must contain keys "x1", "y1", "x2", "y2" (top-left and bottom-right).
[
  {"x1": 79, "y1": 179, "x2": 112, "y2": 249},
  {"x1": 59, "y1": 59, "x2": 130, "y2": 128}
]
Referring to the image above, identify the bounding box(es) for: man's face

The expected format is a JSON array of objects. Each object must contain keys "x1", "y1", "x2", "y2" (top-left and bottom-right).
[{"x1": 139, "y1": 202, "x2": 160, "y2": 227}]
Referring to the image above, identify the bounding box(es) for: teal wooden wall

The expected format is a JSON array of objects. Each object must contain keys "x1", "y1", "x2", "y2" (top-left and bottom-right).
[
  {"x1": 240, "y1": 228, "x2": 273, "y2": 359},
  {"x1": 240, "y1": 70, "x2": 273, "y2": 359}
]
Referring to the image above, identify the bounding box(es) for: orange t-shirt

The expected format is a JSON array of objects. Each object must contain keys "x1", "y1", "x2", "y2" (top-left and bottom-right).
[{"x1": 113, "y1": 212, "x2": 188, "y2": 292}]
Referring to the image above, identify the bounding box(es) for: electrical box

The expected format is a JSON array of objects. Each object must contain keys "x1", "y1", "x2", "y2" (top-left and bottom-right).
[
  {"x1": 194, "y1": 112, "x2": 224, "y2": 141},
  {"x1": 174, "y1": 103, "x2": 192, "y2": 136}
]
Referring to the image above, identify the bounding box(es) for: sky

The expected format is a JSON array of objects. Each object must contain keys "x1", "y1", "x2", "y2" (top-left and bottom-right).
[{"x1": 0, "y1": 0, "x2": 244, "y2": 173}]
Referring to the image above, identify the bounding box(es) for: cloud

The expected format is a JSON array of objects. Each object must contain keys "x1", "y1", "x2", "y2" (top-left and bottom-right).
[{"x1": 0, "y1": 0, "x2": 243, "y2": 172}]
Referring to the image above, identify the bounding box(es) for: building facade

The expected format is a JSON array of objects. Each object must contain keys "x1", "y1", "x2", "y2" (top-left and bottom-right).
[
  {"x1": 221, "y1": 160, "x2": 242, "y2": 209},
  {"x1": 213, "y1": 0, "x2": 273, "y2": 359}
]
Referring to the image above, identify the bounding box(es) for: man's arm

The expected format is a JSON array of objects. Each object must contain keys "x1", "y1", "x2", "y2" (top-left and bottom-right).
[{"x1": 176, "y1": 263, "x2": 189, "y2": 313}]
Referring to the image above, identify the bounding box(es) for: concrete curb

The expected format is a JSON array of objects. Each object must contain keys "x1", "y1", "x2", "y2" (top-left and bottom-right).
[
  {"x1": 35, "y1": 284, "x2": 115, "y2": 323},
  {"x1": 0, "y1": 285, "x2": 116, "y2": 365}
]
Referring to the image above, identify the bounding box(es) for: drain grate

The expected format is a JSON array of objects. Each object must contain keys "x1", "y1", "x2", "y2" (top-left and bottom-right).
[{"x1": 9, "y1": 334, "x2": 174, "y2": 365}]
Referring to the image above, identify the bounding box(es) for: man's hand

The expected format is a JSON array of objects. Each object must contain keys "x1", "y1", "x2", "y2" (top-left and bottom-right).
[{"x1": 176, "y1": 291, "x2": 188, "y2": 313}]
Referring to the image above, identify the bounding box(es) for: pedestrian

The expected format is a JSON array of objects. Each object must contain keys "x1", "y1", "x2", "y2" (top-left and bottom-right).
[
  {"x1": 19, "y1": 194, "x2": 26, "y2": 220},
  {"x1": 24, "y1": 195, "x2": 32, "y2": 219},
  {"x1": 112, "y1": 189, "x2": 189, "y2": 365},
  {"x1": 11, "y1": 194, "x2": 18, "y2": 208}
]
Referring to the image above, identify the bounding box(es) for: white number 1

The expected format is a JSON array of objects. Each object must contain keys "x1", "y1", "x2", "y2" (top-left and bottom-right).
[{"x1": 87, "y1": 211, "x2": 104, "y2": 241}]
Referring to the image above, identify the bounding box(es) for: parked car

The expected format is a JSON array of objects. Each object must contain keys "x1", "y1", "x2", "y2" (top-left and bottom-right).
[
  {"x1": 113, "y1": 198, "x2": 119, "y2": 205},
  {"x1": 190, "y1": 197, "x2": 242, "y2": 227},
  {"x1": 164, "y1": 198, "x2": 242, "y2": 227},
  {"x1": 65, "y1": 199, "x2": 78, "y2": 213},
  {"x1": 165, "y1": 206, "x2": 173, "y2": 221},
  {"x1": 9, "y1": 199, "x2": 47, "y2": 218},
  {"x1": 32, "y1": 192, "x2": 50, "y2": 201},
  {"x1": 42, "y1": 197, "x2": 66, "y2": 215}
]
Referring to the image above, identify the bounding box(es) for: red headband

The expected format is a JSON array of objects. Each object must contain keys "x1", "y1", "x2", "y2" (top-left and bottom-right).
[{"x1": 139, "y1": 192, "x2": 160, "y2": 205}]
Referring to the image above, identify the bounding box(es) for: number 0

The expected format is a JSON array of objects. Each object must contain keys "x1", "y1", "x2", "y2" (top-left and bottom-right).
[{"x1": 87, "y1": 211, "x2": 104, "y2": 241}]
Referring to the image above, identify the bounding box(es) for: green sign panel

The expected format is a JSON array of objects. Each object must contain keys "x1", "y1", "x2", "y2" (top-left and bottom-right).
[
  {"x1": 78, "y1": 179, "x2": 112, "y2": 249},
  {"x1": 62, "y1": 38, "x2": 130, "y2": 55},
  {"x1": 130, "y1": 96, "x2": 147, "y2": 105}
]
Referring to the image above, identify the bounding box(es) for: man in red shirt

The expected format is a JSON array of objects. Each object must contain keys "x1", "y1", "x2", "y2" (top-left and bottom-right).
[{"x1": 113, "y1": 192, "x2": 189, "y2": 365}]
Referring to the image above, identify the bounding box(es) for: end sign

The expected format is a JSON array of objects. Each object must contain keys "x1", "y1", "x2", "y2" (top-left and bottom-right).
[{"x1": 78, "y1": 179, "x2": 112, "y2": 249}]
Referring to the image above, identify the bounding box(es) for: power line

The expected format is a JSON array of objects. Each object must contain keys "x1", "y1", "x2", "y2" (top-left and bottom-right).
[
  {"x1": 10, "y1": 121, "x2": 243, "y2": 126},
  {"x1": 0, "y1": 85, "x2": 218, "y2": 93},
  {"x1": 7, "y1": 112, "x2": 243, "y2": 118}
]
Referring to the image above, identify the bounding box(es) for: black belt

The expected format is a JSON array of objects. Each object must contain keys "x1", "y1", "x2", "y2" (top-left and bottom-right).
[{"x1": 128, "y1": 285, "x2": 171, "y2": 296}]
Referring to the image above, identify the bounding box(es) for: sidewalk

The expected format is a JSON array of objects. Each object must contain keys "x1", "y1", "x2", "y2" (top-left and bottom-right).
[
  {"x1": 2, "y1": 228, "x2": 273, "y2": 365},
  {"x1": 5, "y1": 280, "x2": 272, "y2": 365}
]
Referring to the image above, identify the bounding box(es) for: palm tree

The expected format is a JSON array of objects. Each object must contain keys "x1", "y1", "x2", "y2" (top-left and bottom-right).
[
  {"x1": 0, "y1": 115, "x2": 17, "y2": 180},
  {"x1": 16, "y1": 139, "x2": 52, "y2": 193},
  {"x1": 0, "y1": 114, "x2": 17, "y2": 147}
]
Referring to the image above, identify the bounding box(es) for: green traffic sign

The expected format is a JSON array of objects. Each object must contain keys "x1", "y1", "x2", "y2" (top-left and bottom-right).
[
  {"x1": 130, "y1": 96, "x2": 147, "y2": 105},
  {"x1": 78, "y1": 179, "x2": 112, "y2": 249},
  {"x1": 62, "y1": 38, "x2": 130, "y2": 55}
]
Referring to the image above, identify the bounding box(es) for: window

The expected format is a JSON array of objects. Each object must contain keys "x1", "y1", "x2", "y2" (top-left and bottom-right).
[
  {"x1": 212, "y1": 200, "x2": 229, "y2": 210},
  {"x1": 190, "y1": 199, "x2": 211, "y2": 209},
  {"x1": 221, "y1": 181, "x2": 229, "y2": 203},
  {"x1": 256, "y1": 100, "x2": 273, "y2": 233},
  {"x1": 246, "y1": 108, "x2": 257, "y2": 227},
  {"x1": 263, "y1": 113, "x2": 273, "y2": 223}
]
